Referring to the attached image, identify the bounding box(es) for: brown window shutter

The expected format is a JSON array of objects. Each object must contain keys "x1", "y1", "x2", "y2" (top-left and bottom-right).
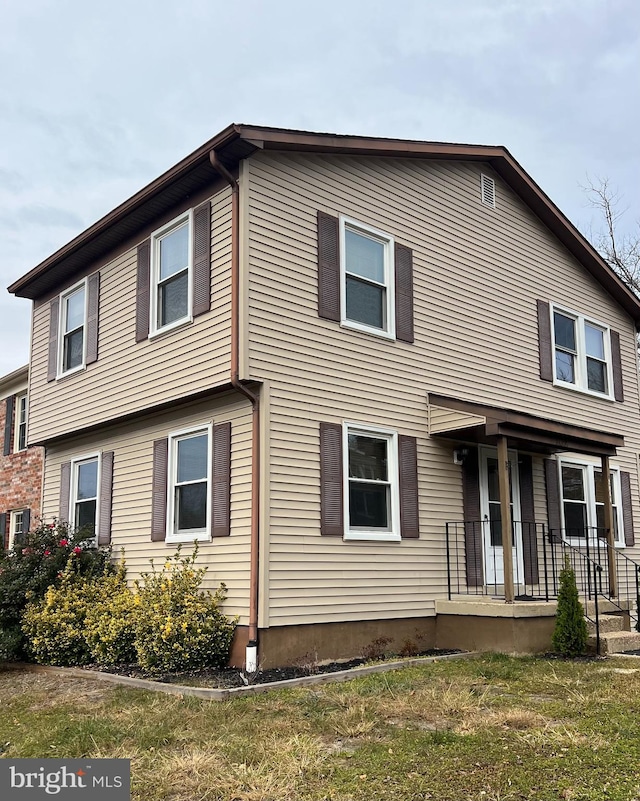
[
  {"x1": 0, "y1": 512, "x2": 7, "y2": 549},
  {"x1": 544, "y1": 458, "x2": 562, "y2": 542},
  {"x1": 537, "y1": 300, "x2": 553, "y2": 382},
  {"x1": 317, "y1": 212, "x2": 340, "y2": 322},
  {"x1": 320, "y1": 421, "x2": 343, "y2": 536},
  {"x1": 136, "y1": 240, "x2": 151, "y2": 343},
  {"x1": 47, "y1": 297, "x2": 60, "y2": 382},
  {"x1": 212, "y1": 422, "x2": 231, "y2": 538},
  {"x1": 462, "y1": 447, "x2": 483, "y2": 587},
  {"x1": 192, "y1": 201, "x2": 212, "y2": 318},
  {"x1": 398, "y1": 435, "x2": 419, "y2": 538},
  {"x1": 22, "y1": 508, "x2": 31, "y2": 536},
  {"x1": 98, "y1": 451, "x2": 114, "y2": 545},
  {"x1": 3, "y1": 394, "x2": 15, "y2": 456},
  {"x1": 610, "y1": 330, "x2": 624, "y2": 402},
  {"x1": 86, "y1": 272, "x2": 100, "y2": 365},
  {"x1": 59, "y1": 462, "x2": 71, "y2": 523},
  {"x1": 621, "y1": 471, "x2": 635, "y2": 546},
  {"x1": 518, "y1": 454, "x2": 539, "y2": 585},
  {"x1": 394, "y1": 244, "x2": 414, "y2": 344},
  {"x1": 151, "y1": 438, "x2": 168, "y2": 541}
]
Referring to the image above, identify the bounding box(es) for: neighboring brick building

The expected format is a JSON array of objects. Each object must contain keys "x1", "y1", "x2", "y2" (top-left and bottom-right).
[{"x1": 0, "y1": 365, "x2": 43, "y2": 549}]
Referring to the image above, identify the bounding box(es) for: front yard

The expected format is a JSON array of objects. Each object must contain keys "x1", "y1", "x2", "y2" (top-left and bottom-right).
[{"x1": 2, "y1": 655, "x2": 640, "y2": 800}]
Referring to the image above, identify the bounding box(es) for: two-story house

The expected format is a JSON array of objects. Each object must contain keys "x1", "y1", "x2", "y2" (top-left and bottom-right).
[
  {"x1": 9, "y1": 125, "x2": 640, "y2": 667},
  {"x1": 0, "y1": 365, "x2": 43, "y2": 550}
]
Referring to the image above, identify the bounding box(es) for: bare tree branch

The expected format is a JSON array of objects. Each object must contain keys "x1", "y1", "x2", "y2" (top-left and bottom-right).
[{"x1": 582, "y1": 176, "x2": 640, "y2": 295}]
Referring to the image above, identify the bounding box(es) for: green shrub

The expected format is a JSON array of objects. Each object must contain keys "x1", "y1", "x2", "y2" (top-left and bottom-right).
[
  {"x1": 552, "y1": 556, "x2": 588, "y2": 657},
  {"x1": 133, "y1": 546, "x2": 236, "y2": 675},
  {"x1": 84, "y1": 564, "x2": 137, "y2": 666},
  {"x1": 21, "y1": 562, "x2": 101, "y2": 666},
  {"x1": 0, "y1": 519, "x2": 111, "y2": 661}
]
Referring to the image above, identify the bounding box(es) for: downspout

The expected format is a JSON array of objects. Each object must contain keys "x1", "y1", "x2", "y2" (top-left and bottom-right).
[{"x1": 209, "y1": 151, "x2": 261, "y2": 672}]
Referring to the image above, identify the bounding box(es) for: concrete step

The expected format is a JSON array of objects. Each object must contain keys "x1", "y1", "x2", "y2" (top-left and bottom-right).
[
  {"x1": 588, "y1": 630, "x2": 640, "y2": 654},
  {"x1": 586, "y1": 614, "x2": 627, "y2": 635}
]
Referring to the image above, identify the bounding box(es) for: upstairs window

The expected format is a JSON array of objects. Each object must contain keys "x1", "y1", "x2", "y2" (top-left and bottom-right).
[
  {"x1": 59, "y1": 281, "x2": 86, "y2": 375},
  {"x1": 14, "y1": 392, "x2": 27, "y2": 452},
  {"x1": 552, "y1": 305, "x2": 613, "y2": 398},
  {"x1": 150, "y1": 211, "x2": 192, "y2": 335},
  {"x1": 339, "y1": 217, "x2": 395, "y2": 339}
]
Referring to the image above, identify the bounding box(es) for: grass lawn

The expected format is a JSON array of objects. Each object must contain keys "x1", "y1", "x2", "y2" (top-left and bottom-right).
[{"x1": 2, "y1": 654, "x2": 640, "y2": 800}]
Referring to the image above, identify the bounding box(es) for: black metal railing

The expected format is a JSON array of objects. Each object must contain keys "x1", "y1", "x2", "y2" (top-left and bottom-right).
[{"x1": 445, "y1": 519, "x2": 609, "y2": 652}]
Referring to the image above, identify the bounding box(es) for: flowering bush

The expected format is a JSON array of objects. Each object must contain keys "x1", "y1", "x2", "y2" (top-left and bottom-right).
[
  {"x1": 21, "y1": 562, "x2": 102, "y2": 666},
  {"x1": 0, "y1": 519, "x2": 111, "y2": 661},
  {"x1": 133, "y1": 546, "x2": 236, "y2": 675},
  {"x1": 84, "y1": 563, "x2": 137, "y2": 665}
]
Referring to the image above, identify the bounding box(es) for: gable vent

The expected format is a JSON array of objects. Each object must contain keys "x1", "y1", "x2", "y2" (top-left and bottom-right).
[{"x1": 481, "y1": 173, "x2": 496, "y2": 208}]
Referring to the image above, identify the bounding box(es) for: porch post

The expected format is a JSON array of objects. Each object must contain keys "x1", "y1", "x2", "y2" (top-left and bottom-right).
[
  {"x1": 601, "y1": 454, "x2": 618, "y2": 598},
  {"x1": 497, "y1": 435, "x2": 514, "y2": 603}
]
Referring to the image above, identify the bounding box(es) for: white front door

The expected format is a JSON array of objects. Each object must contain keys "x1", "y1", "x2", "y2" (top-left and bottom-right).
[{"x1": 479, "y1": 446, "x2": 525, "y2": 587}]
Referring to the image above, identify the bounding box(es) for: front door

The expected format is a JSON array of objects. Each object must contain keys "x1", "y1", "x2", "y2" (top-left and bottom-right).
[{"x1": 479, "y1": 446, "x2": 524, "y2": 587}]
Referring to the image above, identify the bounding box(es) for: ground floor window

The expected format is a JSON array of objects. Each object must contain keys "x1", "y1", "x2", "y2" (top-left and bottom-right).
[
  {"x1": 167, "y1": 425, "x2": 211, "y2": 542},
  {"x1": 343, "y1": 423, "x2": 400, "y2": 541},
  {"x1": 8, "y1": 509, "x2": 25, "y2": 550},
  {"x1": 71, "y1": 456, "x2": 99, "y2": 536},
  {"x1": 559, "y1": 458, "x2": 624, "y2": 545}
]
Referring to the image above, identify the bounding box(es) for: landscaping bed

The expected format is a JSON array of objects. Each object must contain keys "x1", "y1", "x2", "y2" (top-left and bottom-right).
[{"x1": 89, "y1": 648, "x2": 463, "y2": 688}]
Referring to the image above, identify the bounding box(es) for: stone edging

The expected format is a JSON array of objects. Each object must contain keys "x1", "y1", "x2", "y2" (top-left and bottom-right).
[{"x1": 4, "y1": 652, "x2": 475, "y2": 701}]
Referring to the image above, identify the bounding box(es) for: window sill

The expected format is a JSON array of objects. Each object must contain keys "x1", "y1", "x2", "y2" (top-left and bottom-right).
[
  {"x1": 564, "y1": 538, "x2": 625, "y2": 549},
  {"x1": 165, "y1": 531, "x2": 211, "y2": 544},
  {"x1": 148, "y1": 316, "x2": 193, "y2": 341},
  {"x1": 340, "y1": 320, "x2": 396, "y2": 341},
  {"x1": 56, "y1": 364, "x2": 86, "y2": 381},
  {"x1": 344, "y1": 531, "x2": 401, "y2": 542},
  {"x1": 552, "y1": 380, "x2": 615, "y2": 402}
]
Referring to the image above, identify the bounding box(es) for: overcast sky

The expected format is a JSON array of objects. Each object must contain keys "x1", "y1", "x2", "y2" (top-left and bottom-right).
[{"x1": 1, "y1": 0, "x2": 638, "y2": 376}]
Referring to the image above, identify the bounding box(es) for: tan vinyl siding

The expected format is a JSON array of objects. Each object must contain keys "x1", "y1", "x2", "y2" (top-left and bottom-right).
[
  {"x1": 29, "y1": 187, "x2": 233, "y2": 443},
  {"x1": 41, "y1": 392, "x2": 252, "y2": 622},
  {"x1": 429, "y1": 406, "x2": 486, "y2": 435},
  {"x1": 246, "y1": 151, "x2": 640, "y2": 626}
]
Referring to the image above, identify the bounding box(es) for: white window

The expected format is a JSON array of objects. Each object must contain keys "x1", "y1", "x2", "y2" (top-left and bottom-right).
[
  {"x1": 71, "y1": 455, "x2": 100, "y2": 537},
  {"x1": 167, "y1": 425, "x2": 211, "y2": 542},
  {"x1": 339, "y1": 217, "x2": 395, "y2": 339},
  {"x1": 59, "y1": 280, "x2": 87, "y2": 375},
  {"x1": 150, "y1": 211, "x2": 193, "y2": 336},
  {"x1": 558, "y1": 457, "x2": 624, "y2": 546},
  {"x1": 14, "y1": 392, "x2": 27, "y2": 452},
  {"x1": 343, "y1": 423, "x2": 400, "y2": 541},
  {"x1": 8, "y1": 510, "x2": 24, "y2": 550},
  {"x1": 551, "y1": 305, "x2": 613, "y2": 398}
]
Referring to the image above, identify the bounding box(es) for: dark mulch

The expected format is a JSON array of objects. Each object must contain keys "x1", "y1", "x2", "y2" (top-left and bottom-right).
[{"x1": 91, "y1": 648, "x2": 462, "y2": 688}]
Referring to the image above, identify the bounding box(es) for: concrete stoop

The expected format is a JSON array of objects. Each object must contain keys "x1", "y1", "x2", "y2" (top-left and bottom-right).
[{"x1": 587, "y1": 612, "x2": 640, "y2": 654}]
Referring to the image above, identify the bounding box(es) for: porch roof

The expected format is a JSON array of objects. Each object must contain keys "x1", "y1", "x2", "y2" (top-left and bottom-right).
[{"x1": 428, "y1": 393, "x2": 624, "y2": 457}]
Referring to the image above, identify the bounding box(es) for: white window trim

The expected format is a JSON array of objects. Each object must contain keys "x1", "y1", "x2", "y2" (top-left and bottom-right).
[
  {"x1": 342, "y1": 422, "x2": 401, "y2": 542},
  {"x1": 557, "y1": 455, "x2": 625, "y2": 548},
  {"x1": 13, "y1": 391, "x2": 27, "y2": 452},
  {"x1": 339, "y1": 216, "x2": 396, "y2": 341},
  {"x1": 166, "y1": 423, "x2": 212, "y2": 544},
  {"x1": 57, "y1": 278, "x2": 88, "y2": 378},
  {"x1": 8, "y1": 509, "x2": 25, "y2": 551},
  {"x1": 149, "y1": 210, "x2": 194, "y2": 338},
  {"x1": 550, "y1": 303, "x2": 614, "y2": 401},
  {"x1": 69, "y1": 453, "x2": 101, "y2": 542}
]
